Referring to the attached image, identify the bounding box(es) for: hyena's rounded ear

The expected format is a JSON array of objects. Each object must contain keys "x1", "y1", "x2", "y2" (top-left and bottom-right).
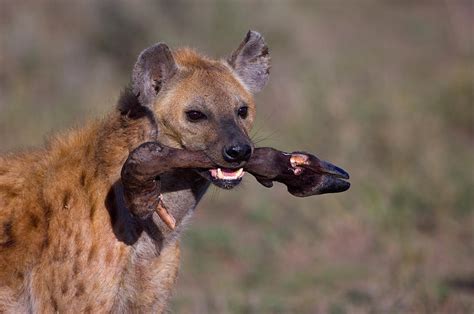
[
  {"x1": 227, "y1": 30, "x2": 271, "y2": 93},
  {"x1": 132, "y1": 43, "x2": 178, "y2": 106}
]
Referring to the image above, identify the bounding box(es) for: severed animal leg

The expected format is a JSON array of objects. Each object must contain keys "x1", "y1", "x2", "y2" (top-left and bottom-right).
[
  {"x1": 121, "y1": 143, "x2": 350, "y2": 229},
  {"x1": 244, "y1": 147, "x2": 350, "y2": 197}
]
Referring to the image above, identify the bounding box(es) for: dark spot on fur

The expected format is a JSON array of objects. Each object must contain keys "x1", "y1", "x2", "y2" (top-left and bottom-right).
[
  {"x1": 89, "y1": 203, "x2": 97, "y2": 220},
  {"x1": 62, "y1": 190, "x2": 72, "y2": 209},
  {"x1": 61, "y1": 282, "x2": 69, "y2": 295},
  {"x1": 16, "y1": 272, "x2": 24, "y2": 280},
  {"x1": 41, "y1": 236, "x2": 50, "y2": 250},
  {"x1": 0, "y1": 184, "x2": 20, "y2": 198},
  {"x1": 80, "y1": 171, "x2": 87, "y2": 187},
  {"x1": 1, "y1": 220, "x2": 15, "y2": 248},
  {"x1": 66, "y1": 227, "x2": 73, "y2": 238},
  {"x1": 53, "y1": 247, "x2": 60, "y2": 260},
  {"x1": 39, "y1": 198, "x2": 52, "y2": 251},
  {"x1": 51, "y1": 296, "x2": 58, "y2": 312},
  {"x1": 28, "y1": 213, "x2": 40, "y2": 229},
  {"x1": 93, "y1": 166, "x2": 101, "y2": 180},
  {"x1": 84, "y1": 144, "x2": 93, "y2": 160},
  {"x1": 43, "y1": 201, "x2": 52, "y2": 220},
  {"x1": 87, "y1": 244, "x2": 97, "y2": 262},
  {"x1": 75, "y1": 282, "x2": 85, "y2": 297},
  {"x1": 85, "y1": 305, "x2": 92, "y2": 313},
  {"x1": 73, "y1": 262, "x2": 80, "y2": 275}
]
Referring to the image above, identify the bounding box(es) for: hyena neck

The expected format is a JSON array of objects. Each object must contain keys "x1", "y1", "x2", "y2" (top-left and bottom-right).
[{"x1": 91, "y1": 111, "x2": 156, "y2": 184}]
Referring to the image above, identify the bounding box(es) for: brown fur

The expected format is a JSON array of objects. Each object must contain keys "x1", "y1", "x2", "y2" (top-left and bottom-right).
[{"x1": 0, "y1": 48, "x2": 256, "y2": 313}]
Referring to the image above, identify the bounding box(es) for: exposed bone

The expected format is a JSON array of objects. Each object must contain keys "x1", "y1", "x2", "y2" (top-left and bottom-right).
[
  {"x1": 155, "y1": 197, "x2": 176, "y2": 230},
  {"x1": 291, "y1": 167, "x2": 304, "y2": 175},
  {"x1": 290, "y1": 153, "x2": 310, "y2": 168}
]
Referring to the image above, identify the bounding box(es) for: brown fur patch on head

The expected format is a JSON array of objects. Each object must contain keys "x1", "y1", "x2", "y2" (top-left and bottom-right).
[
  {"x1": 173, "y1": 48, "x2": 228, "y2": 72},
  {"x1": 171, "y1": 48, "x2": 252, "y2": 99}
]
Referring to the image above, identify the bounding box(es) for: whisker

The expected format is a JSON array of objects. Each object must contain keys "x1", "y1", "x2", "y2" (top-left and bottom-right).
[{"x1": 252, "y1": 130, "x2": 281, "y2": 146}]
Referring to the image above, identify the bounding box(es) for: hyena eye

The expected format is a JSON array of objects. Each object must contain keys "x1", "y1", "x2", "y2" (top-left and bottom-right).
[
  {"x1": 238, "y1": 106, "x2": 248, "y2": 119},
  {"x1": 185, "y1": 110, "x2": 207, "y2": 122}
]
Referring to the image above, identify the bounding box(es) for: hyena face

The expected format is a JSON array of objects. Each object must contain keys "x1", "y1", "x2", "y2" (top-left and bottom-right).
[
  {"x1": 156, "y1": 65, "x2": 255, "y2": 173},
  {"x1": 129, "y1": 31, "x2": 270, "y2": 189}
]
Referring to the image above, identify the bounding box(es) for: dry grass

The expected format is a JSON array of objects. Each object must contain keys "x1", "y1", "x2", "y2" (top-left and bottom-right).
[{"x1": 1, "y1": 1, "x2": 473, "y2": 313}]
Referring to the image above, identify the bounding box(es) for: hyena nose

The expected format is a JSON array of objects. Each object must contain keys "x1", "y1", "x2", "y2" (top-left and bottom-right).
[{"x1": 223, "y1": 143, "x2": 252, "y2": 163}]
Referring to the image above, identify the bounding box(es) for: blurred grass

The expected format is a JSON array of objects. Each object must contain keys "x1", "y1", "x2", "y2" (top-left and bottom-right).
[{"x1": 1, "y1": 1, "x2": 473, "y2": 313}]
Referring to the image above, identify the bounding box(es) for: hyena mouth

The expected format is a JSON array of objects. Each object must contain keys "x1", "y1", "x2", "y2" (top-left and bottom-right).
[
  {"x1": 209, "y1": 168, "x2": 244, "y2": 180},
  {"x1": 198, "y1": 168, "x2": 245, "y2": 189}
]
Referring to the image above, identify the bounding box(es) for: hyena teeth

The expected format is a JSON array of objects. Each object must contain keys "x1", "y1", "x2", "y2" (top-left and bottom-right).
[
  {"x1": 235, "y1": 168, "x2": 244, "y2": 178},
  {"x1": 212, "y1": 168, "x2": 245, "y2": 180}
]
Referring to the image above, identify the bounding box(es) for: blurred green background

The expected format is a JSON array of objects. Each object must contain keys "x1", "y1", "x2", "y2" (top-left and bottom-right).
[{"x1": 1, "y1": 1, "x2": 473, "y2": 313}]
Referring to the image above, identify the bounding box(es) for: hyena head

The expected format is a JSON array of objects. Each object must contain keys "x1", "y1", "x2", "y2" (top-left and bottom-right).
[{"x1": 122, "y1": 31, "x2": 270, "y2": 189}]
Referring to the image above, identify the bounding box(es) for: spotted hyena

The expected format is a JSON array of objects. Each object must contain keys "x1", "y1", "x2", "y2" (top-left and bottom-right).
[{"x1": 0, "y1": 31, "x2": 349, "y2": 312}]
